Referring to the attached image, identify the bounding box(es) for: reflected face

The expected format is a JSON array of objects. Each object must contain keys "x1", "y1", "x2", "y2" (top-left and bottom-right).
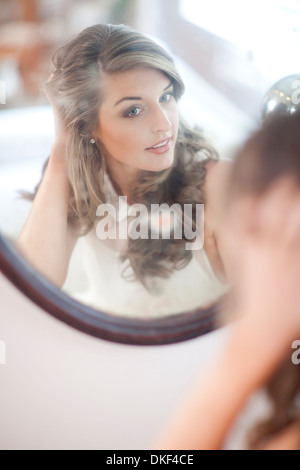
[{"x1": 94, "y1": 67, "x2": 180, "y2": 173}]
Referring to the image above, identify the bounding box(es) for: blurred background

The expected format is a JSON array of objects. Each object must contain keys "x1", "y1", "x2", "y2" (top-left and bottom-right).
[
  {"x1": 0, "y1": 0, "x2": 144, "y2": 107},
  {"x1": 0, "y1": 0, "x2": 300, "y2": 114}
]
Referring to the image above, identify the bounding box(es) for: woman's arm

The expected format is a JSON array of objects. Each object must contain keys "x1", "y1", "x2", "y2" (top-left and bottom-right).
[
  {"x1": 154, "y1": 312, "x2": 294, "y2": 450},
  {"x1": 16, "y1": 85, "x2": 78, "y2": 288},
  {"x1": 16, "y1": 147, "x2": 77, "y2": 288},
  {"x1": 202, "y1": 159, "x2": 233, "y2": 282},
  {"x1": 155, "y1": 178, "x2": 300, "y2": 450}
]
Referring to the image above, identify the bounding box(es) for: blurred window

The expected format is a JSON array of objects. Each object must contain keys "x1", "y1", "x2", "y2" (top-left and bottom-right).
[
  {"x1": 158, "y1": 0, "x2": 300, "y2": 118},
  {"x1": 180, "y1": 0, "x2": 300, "y2": 81}
]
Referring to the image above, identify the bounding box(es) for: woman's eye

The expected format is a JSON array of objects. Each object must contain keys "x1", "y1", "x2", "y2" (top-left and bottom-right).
[
  {"x1": 160, "y1": 92, "x2": 175, "y2": 103},
  {"x1": 127, "y1": 106, "x2": 143, "y2": 117}
]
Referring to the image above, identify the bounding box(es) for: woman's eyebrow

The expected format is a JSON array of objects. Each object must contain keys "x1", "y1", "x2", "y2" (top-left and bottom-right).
[
  {"x1": 114, "y1": 96, "x2": 142, "y2": 106},
  {"x1": 114, "y1": 81, "x2": 173, "y2": 107}
]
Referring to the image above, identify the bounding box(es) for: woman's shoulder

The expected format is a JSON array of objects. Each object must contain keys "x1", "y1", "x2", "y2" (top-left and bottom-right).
[
  {"x1": 201, "y1": 159, "x2": 232, "y2": 215},
  {"x1": 204, "y1": 158, "x2": 232, "y2": 191},
  {"x1": 201, "y1": 159, "x2": 233, "y2": 282}
]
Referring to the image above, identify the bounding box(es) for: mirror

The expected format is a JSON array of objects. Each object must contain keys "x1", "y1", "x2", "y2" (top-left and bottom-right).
[
  {"x1": 1, "y1": 0, "x2": 299, "y2": 344},
  {"x1": 261, "y1": 73, "x2": 300, "y2": 122},
  {"x1": 0, "y1": 62, "x2": 231, "y2": 322}
]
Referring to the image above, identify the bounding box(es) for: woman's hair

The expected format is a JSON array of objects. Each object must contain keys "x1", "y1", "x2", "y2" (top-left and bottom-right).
[
  {"x1": 248, "y1": 353, "x2": 300, "y2": 449},
  {"x1": 227, "y1": 111, "x2": 300, "y2": 200},
  {"x1": 31, "y1": 23, "x2": 218, "y2": 286},
  {"x1": 227, "y1": 112, "x2": 300, "y2": 449}
]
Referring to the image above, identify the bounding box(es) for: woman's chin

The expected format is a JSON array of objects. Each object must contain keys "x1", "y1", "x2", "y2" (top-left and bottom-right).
[{"x1": 143, "y1": 153, "x2": 175, "y2": 172}]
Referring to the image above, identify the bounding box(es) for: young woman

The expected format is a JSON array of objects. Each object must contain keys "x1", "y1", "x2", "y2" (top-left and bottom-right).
[
  {"x1": 155, "y1": 112, "x2": 300, "y2": 449},
  {"x1": 16, "y1": 24, "x2": 231, "y2": 315}
]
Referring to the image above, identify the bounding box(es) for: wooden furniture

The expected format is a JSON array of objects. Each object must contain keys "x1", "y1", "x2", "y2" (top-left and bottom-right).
[{"x1": 0, "y1": 0, "x2": 64, "y2": 100}]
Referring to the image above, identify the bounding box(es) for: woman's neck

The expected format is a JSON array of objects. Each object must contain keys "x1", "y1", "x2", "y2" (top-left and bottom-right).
[{"x1": 105, "y1": 157, "x2": 139, "y2": 204}]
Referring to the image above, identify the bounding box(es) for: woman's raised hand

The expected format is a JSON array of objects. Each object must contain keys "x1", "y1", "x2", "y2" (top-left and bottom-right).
[
  {"x1": 16, "y1": 75, "x2": 77, "y2": 288},
  {"x1": 44, "y1": 75, "x2": 68, "y2": 165}
]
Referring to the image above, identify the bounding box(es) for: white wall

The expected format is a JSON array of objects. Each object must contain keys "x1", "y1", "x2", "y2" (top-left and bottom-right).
[{"x1": 0, "y1": 271, "x2": 230, "y2": 450}]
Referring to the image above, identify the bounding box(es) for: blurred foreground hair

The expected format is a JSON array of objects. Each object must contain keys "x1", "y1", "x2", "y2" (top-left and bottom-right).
[{"x1": 228, "y1": 112, "x2": 300, "y2": 449}]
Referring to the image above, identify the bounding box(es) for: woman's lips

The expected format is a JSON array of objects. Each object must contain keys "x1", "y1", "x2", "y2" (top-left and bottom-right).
[{"x1": 146, "y1": 139, "x2": 171, "y2": 154}]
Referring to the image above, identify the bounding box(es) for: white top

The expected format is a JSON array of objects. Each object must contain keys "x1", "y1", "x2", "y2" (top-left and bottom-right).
[{"x1": 62, "y1": 174, "x2": 228, "y2": 318}]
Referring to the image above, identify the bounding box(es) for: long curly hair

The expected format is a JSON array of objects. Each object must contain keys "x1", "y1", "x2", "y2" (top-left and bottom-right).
[{"x1": 29, "y1": 24, "x2": 218, "y2": 286}]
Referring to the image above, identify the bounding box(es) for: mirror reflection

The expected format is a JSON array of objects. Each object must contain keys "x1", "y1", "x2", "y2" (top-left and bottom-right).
[{"x1": 1, "y1": 0, "x2": 298, "y2": 320}]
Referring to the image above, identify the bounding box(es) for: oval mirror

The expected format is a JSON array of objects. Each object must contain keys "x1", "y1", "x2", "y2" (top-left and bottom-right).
[{"x1": 1, "y1": 0, "x2": 298, "y2": 345}]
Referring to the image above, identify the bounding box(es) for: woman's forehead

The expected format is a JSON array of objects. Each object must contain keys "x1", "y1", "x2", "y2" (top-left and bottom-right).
[{"x1": 99, "y1": 68, "x2": 171, "y2": 104}]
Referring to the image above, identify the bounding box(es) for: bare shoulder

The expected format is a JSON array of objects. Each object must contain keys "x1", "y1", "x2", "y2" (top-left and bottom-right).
[
  {"x1": 203, "y1": 159, "x2": 233, "y2": 223},
  {"x1": 204, "y1": 159, "x2": 233, "y2": 202},
  {"x1": 202, "y1": 159, "x2": 233, "y2": 281}
]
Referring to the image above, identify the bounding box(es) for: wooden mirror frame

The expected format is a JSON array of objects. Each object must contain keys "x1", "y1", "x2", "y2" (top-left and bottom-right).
[{"x1": 0, "y1": 232, "x2": 222, "y2": 346}]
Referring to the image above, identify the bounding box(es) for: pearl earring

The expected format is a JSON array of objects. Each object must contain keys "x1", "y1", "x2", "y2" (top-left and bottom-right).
[{"x1": 90, "y1": 138, "x2": 96, "y2": 144}]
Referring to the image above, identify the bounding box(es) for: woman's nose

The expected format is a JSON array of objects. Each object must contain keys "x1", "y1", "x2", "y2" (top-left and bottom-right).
[{"x1": 151, "y1": 106, "x2": 172, "y2": 133}]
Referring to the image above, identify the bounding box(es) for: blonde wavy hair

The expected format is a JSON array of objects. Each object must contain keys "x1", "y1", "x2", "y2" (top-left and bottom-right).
[{"x1": 37, "y1": 24, "x2": 218, "y2": 285}]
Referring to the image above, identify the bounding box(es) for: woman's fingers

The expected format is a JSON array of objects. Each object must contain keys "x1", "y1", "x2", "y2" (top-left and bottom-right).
[{"x1": 44, "y1": 75, "x2": 68, "y2": 145}]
